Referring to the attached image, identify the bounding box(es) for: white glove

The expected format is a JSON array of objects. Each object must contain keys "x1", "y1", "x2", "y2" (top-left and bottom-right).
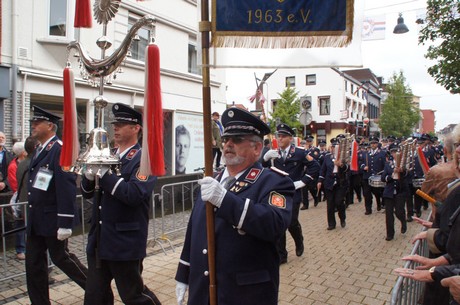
[
  {"x1": 57, "y1": 228, "x2": 72, "y2": 241},
  {"x1": 96, "y1": 166, "x2": 110, "y2": 178},
  {"x1": 263, "y1": 149, "x2": 279, "y2": 162},
  {"x1": 198, "y1": 176, "x2": 227, "y2": 208},
  {"x1": 176, "y1": 281, "x2": 188, "y2": 305},
  {"x1": 84, "y1": 170, "x2": 95, "y2": 181},
  {"x1": 84, "y1": 166, "x2": 110, "y2": 181},
  {"x1": 293, "y1": 180, "x2": 306, "y2": 190}
]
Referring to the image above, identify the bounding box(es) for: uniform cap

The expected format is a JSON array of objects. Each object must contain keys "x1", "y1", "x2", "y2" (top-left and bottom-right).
[
  {"x1": 221, "y1": 107, "x2": 270, "y2": 137},
  {"x1": 369, "y1": 136, "x2": 379, "y2": 143},
  {"x1": 305, "y1": 135, "x2": 314, "y2": 142},
  {"x1": 111, "y1": 103, "x2": 142, "y2": 126},
  {"x1": 276, "y1": 123, "x2": 294, "y2": 136},
  {"x1": 330, "y1": 138, "x2": 338, "y2": 145},
  {"x1": 30, "y1": 106, "x2": 61, "y2": 124},
  {"x1": 389, "y1": 143, "x2": 399, "y2": 152}
]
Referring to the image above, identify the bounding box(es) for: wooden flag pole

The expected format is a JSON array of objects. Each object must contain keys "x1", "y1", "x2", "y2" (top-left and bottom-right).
[{"x1": 200, "y1": 1, "x2": 218, "y2": 304}]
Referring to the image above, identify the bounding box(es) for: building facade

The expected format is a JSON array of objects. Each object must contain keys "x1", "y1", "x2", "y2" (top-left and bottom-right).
[
  {"x1": 1, "y1": 0, "x2": 226, "y2": 176},
  {"x1": 264, "y1": 68, "x2": 382, "y2": 145}
]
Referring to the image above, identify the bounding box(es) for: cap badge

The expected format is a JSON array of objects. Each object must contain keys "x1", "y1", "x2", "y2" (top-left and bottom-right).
[
  {"x1": 114, "y1": 104, "x2": 119, "y2": 110},
  {"x1": 228, "y1": 110, "x2": 234, "y2": 118}
]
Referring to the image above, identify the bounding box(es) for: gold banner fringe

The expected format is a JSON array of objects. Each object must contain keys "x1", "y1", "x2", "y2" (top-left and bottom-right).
[{"x1": 211, "y1": 34, "x2": 352, "y2": 49}]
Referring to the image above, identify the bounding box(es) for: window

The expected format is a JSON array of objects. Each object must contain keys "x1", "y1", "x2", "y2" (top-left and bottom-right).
[
  {"x1": 351, "y1": 84, "x2": 354, "y2": 95},
  {"x1": 128, "y1": 15, "x2": 153, "y2": 62},
  {"x1": 344, "y1": 80, "x2": 348, "y2": 92},
  {"x1": 346, "y1": 98, "x2": 351, "y2": 109},
  {"x1": 306, "y1": 74, "x2": 316, "y2": 85},
  {"x1": 188, "y1": 37, "x2": 199, "y2": 74},
  {"x1": 286, "y1": 76, "x2": 295, "y2": 87},
  {"x1": 319, "y1": 97, "x2": 330, "y2": 115},
  {"x1": 48, "y1": 0, "x2": 75, "y2": 39}
]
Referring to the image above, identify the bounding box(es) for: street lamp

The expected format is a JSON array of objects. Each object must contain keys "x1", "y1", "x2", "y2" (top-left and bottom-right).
[{"x1": 393, "y1": 13, "x2": 409, "y2": 34}]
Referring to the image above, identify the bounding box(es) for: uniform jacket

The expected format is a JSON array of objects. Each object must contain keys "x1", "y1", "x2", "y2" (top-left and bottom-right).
[
  {"x1": 318, "y1": 153, "x2": 349, "y2": 191},
  {"x1": 81, "y1": 144, "x2": 156, "y2": 260},
  {"x1": 27, "y1": 136, "x2": 78, "y2": 236},
  {"x1": 381, "y1": 160, "x2": 409, "y2": 198},
  {"x1": 360, "y1": 148, "x2": 386, "y2": 179},
  {"x1": 262, "y1": 144, "x2": 319, "y2": 204},
  {"x1": 175, "y1": 163, "x2": 294, "y2": 305}
]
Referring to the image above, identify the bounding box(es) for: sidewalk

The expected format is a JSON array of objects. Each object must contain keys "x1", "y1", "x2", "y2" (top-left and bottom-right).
[{"x1": 0, "y1": 199, "x2": 427, "y2": 305}]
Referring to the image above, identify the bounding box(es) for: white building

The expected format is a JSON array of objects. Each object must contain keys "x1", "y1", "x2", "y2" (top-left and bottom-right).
[
  {"x1": 262, "y1": 67, "x2": 382, "y2": 144},
  {"x1": 0, "y1": 0, "x2": 226, "y2": 176}
]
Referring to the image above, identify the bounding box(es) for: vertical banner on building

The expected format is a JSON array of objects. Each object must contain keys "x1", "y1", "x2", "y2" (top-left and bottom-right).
[
  {"x1": 208, "y1": 0, "x2": 364, "y2": 68},
  {"x1": 174, "y1": 112, "x2": 205, "y2": 175},
  {"x1": 212, "y1": 0, "x2": 354, "y2": 48}
]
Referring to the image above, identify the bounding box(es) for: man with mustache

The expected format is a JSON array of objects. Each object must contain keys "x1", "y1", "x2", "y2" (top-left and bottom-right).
[{"x1": 175, "y1": 107, "x2": 295, "y2": 305}]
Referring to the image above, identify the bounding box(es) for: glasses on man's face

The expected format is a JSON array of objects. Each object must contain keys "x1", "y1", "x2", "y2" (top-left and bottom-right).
[{"x1": 222, "y1": 136, "x2": 253, "y2": 144}]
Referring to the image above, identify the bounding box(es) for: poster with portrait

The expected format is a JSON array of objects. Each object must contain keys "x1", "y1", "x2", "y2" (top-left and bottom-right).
[{"x1": 174, "y1": 112, "x2": 205, "y2": 175}]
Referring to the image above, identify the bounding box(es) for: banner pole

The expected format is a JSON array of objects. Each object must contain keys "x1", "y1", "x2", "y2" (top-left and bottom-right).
[{"x1": 200, "y1": 1, "x2": 218, "y2": 305}]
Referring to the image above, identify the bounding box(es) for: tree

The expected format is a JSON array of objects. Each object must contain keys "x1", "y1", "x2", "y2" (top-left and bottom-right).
[
  {"x1": 379, "y1": 71, "x2": 420, "y2": 138},
  {"x1": 419, "y1": 0, "x2": 460, "y2": 93},
  {"x1": 267, "y1": 87, "x2": 301, "y2": 135}
]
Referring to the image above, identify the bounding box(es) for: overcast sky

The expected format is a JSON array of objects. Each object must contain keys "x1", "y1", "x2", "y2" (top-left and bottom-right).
[{"x1": 224, "y1": 0, "x2": 459, "y2": 131}]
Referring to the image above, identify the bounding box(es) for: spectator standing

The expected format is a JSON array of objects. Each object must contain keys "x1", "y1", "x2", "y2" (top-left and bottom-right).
[{"x1": 211, "y1": 112, "x2": 223, "y2": 169}]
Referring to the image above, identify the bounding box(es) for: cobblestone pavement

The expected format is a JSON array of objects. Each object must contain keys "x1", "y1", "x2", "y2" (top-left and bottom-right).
[{"x1": 0, "y1": 198, "x2": 428, "y2": 305}]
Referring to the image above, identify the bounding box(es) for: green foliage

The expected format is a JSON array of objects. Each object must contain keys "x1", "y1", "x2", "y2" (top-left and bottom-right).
[
  {"x1": 267, "y1": 87, "x2": 302, "y2": 136},
  {"x1": 419, "y1": 0, "x2": 460, "y2": 93},
  {"x1": 379, "y1": 71, "x2": 420, "y2": 137}
]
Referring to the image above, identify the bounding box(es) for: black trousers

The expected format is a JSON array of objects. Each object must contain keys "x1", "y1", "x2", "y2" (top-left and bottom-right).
[
  {"x1": 362, "y1": 178, "x2": 383, "y2": 212},
  {"x1": 212, "y1": 148, "x2": 222, "y2": 168},
  {"x1": 84, "y1": 255, "x2": 161, "y2": 305},
  {"x1": 301, "y1": 183, "x2": 318, "y2": 208},
  {"x1": 277, "y1": 201, "x2": 303, "y2": 259},
  {"x1": 26, "y1": 234, "x2": 88, "y2": 305},
  {"x1": 409, "y1": 185, "x2": 427, "y2": 214},
  {"x1": 346, "y1": 174, "x2": 362, "y2": 205},
  {"x1": 384, "y1": 195, "x2": 406, "y2": 238},
  {"x1": 325, "y1": 186, "x2": 346, "y2": 228}
]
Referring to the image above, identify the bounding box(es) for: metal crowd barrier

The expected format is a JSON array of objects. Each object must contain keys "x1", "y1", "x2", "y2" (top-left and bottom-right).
[
  {"x1": 390, "y1": 212, "x2": 432, "y2": 305},
  {"x1": 148, "y1": 179, "x2": 199, "y2": 254}
]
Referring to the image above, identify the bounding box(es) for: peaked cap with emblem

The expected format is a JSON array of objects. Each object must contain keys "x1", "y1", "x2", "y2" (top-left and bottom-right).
[
  {"x1": 305, "y1": 135, "x2": 314, "y2": 142},
  {"x1": 389, "y1": 143, "x2": 399, "y2": 152},
  {"x1": 221, "y1": 107, "x2": 270, "y2": 138},
  {"x1": 369, "y1": 136, "x2": 379, "y2": 143},
  {"x1": 111, "y1": 103, "x2": 142, "y2": 126},
  {"x1": 330, "y1": 138, "x2": 338, "y2": 145},
  {"x1": 276, "y1": 123, "x2": 294, "y2": 136},
  {"x1": 30, "y1": 106, "x2": 61, "y2": 124}
]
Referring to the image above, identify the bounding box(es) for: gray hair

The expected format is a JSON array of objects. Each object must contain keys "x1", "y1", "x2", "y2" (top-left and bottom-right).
[{"x1": 12, "y1": 142, "x2": 25, "y2": 156}]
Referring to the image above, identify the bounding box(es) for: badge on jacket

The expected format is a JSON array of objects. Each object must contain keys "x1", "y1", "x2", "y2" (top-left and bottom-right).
[{"x1": 269, "y1": 191, "x2": 286, "y2": 209}]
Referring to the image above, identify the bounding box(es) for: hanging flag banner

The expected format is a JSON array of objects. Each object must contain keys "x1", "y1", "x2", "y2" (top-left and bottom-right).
[
  {"x1": 212, "y1": 0, "x2": 354, "y2": 49},
  {"x1": 206, "y1": 0, "x2": 364, "y2": 68},
  {"x1": 362, "y1": 15, "x2": 386, "y2": 41}
]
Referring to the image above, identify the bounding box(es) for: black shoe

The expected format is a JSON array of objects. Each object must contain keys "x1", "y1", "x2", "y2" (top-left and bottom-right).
[
  {"x1": 416, "y1": 211, "x2": 422, "y2": 218},
  {"x1": 314, "y1": 200, "x2": 319, "y2": 207},
  {"x1": 327, "y1": 226, "x2": 336, "y2": 230},
  {"x1": 423, "y1": 204, "x2": 428, "y2": 210},
  {"x1": 358, "y1": 198, "x2": 362, "y2": 203},
  {"x1": 381, "y1": 205, "x2": 385, "y2": 210},
  {"x1": 401, "y1": 223, "x2": 407, "y2": 234},
  {"x1": 406, "y1": 216, "x2": 413, "y2": 222},
  {"x1": 377, "y1": 205, "x2": 381, "y2": 211},
  {"x1": 300, "y1": 205, "x2": 308, "y2": 210},
  {"x1": 296, "y1": 243, "x2": 304, "y2": 257},
  {"x1": 385, "y1": 236, "x2": 394, "y2": 241},
  {"x1": 341, "y1": 220, "x2": 346, "y2": 228},
  {"x1": 365, "y1": 211, "x2": 372, "y2": 215},
  {"x1": 279, "y1": 257, "x2": 287, "y2": 265}
]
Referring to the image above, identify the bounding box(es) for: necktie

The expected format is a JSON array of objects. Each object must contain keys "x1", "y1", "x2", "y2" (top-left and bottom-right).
[
  {"x1": 34, "y1": 145, "x2": 43, "y2": 160},
  {"x1": 222, "y1": 176, "x2": 236, "y2": 190},
  {"x1": 282, "y1": 150, "x2": 287, "y2": 161}
]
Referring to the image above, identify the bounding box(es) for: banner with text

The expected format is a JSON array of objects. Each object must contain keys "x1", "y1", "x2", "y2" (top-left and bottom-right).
[{"x1": 212, "y1": 0, "x2": 354, "y2": 48}]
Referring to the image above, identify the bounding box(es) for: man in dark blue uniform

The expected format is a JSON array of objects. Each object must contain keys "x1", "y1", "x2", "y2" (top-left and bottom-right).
[
  {"x1": 317, "y1": 137, "x2": 349, "y2": 230},
  {"x1": 381, "y1": 144, "x2": 408, "y2": 241},
  {"x1": 262, "y1": 124, "x2": 319, "y2": 263},
  {"x1": 26, "y1": 106, "x2": 87, "y2": 305},
  {"x1": 81, "y1": 103, "x2": 161, "y2": 305},
  {"x1": 360, "y1": 136, "x2": 386, "y2": 215},
  {"x1": 175, "y1": 107, "x2": 294, "y2": 305},
  {"x1": 301, "y1": 135, "x2": 320, "y2": 210}
]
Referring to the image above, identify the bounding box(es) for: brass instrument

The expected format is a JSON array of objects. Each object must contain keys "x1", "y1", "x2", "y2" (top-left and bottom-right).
[
  {"x1": 393, "y1": 138, "x2": 415, "y2": 179},
  {"x1": 333, "y1": 134, "x2": 354, "y2": 173}
]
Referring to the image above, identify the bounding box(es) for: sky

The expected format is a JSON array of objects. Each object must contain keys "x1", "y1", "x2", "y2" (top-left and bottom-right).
[{"x1": 224, "y1": 0, "x2": 459, "y2": 132}]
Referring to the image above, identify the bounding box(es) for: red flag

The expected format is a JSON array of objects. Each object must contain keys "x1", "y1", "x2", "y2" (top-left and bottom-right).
[
  {"x1": 74, "y1": 0, "x2": 92, "y2": 28},
  {"x1": 417, "y1": 146, "x2": 430, "y2": 175},
  {"x1": 140, "y1": 44, "x2": 165, "y2": 176},
  {"x1": 60, "y1": 67, "x2": 80, "y2": 170},
  {"x1": 350, "y1": 140, "x2": 358, "y2": 171}
]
